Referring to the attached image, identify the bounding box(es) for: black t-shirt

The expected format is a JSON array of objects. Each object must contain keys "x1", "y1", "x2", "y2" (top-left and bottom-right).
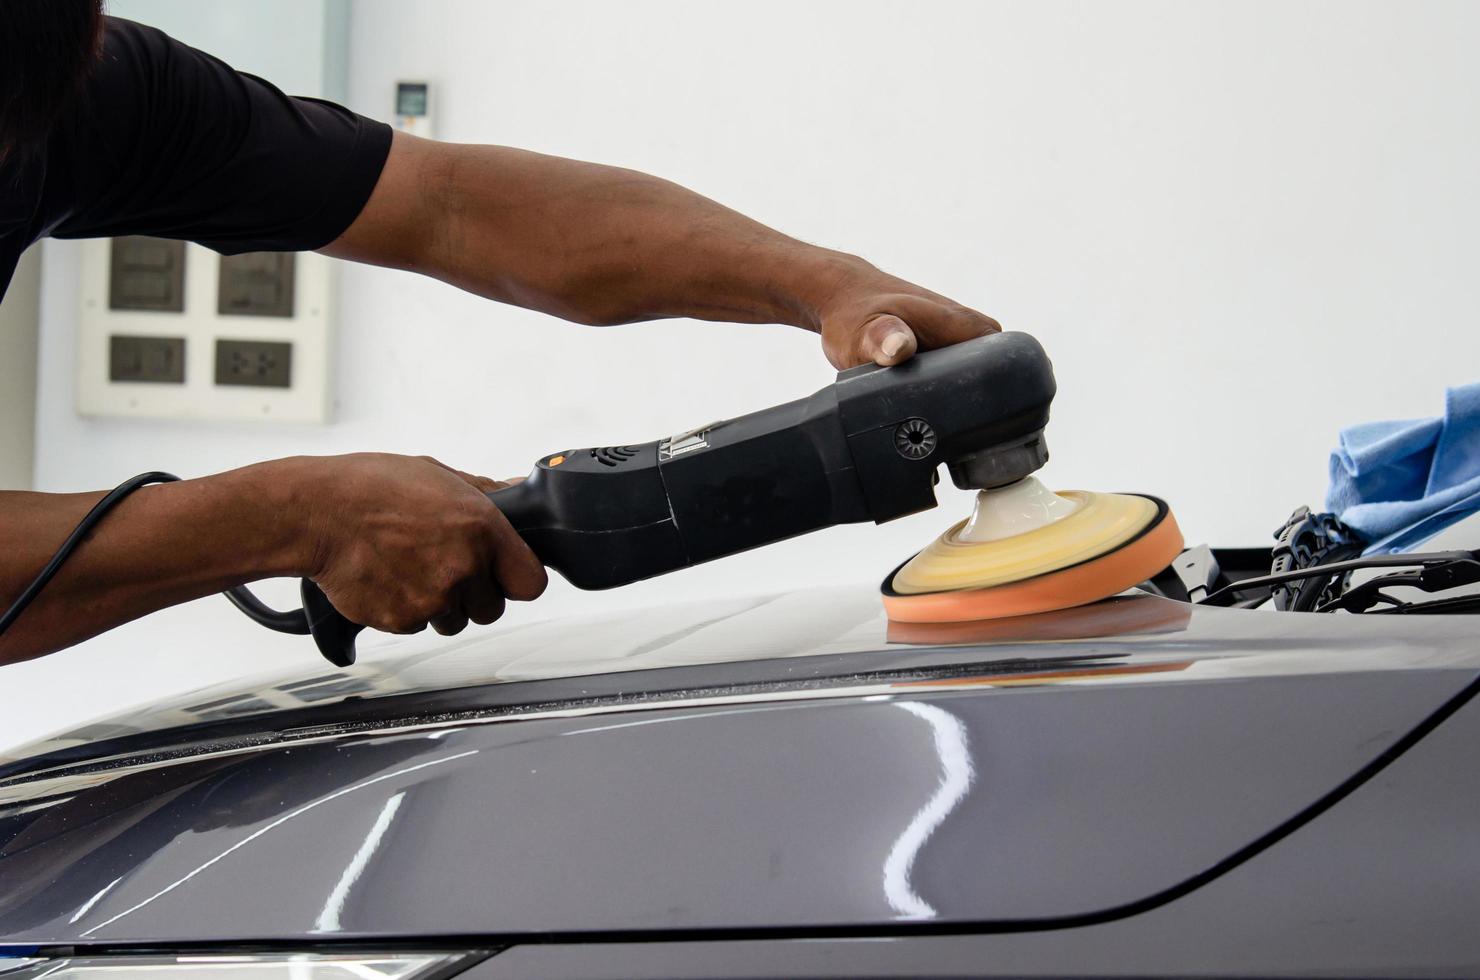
[{"x1": 0, "y1": 17, "x2": 392, "y2": 299}]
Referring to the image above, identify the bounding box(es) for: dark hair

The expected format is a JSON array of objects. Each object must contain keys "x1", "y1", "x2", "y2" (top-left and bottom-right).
[{"x1": 0, "y1": 0, "x2": 106, "y2": 163}]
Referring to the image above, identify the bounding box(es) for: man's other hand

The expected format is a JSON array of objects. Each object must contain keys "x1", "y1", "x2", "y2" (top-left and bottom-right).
[
  {"x1": 811, "y1": 256, "x2": 1002, "y2": 370},
  {"x1": 302, "y1": 453, "x2": 548, "y2": 637}
]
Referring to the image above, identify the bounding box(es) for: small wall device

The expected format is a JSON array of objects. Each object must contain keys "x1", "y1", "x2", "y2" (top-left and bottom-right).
[{"x1": 394, "y1": 81, "x2": 433, "y2": 138}]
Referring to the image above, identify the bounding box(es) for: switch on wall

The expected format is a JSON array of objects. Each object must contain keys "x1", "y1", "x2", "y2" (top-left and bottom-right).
[
  {"x1": 108, "y1": 335, "x2": 186, "y2": 383},
  {"x1": 108, "y1": 237, "x2": 186, "y2": 313},
  {"x1": 218, "y1": 252, "x2": 295, "y2": 317}
]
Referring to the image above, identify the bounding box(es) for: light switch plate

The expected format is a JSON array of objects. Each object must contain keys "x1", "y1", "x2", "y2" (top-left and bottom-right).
[
  {"x1": 109, "y1": 237, "x2": 186, "y2": 313},
  {"x1": 109, "y1": 334, "x2": 186, "y2": 383},
  {"x1": 218, "y1": 252, "x2": 296, "y2": 318}
]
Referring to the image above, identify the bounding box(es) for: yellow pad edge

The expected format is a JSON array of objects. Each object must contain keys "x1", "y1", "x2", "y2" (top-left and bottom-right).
[{"x1": 891, "y1": 491, "x2": 1160, "y2": 595}]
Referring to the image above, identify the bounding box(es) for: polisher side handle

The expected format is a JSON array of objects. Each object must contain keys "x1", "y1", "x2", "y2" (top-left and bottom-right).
[
  {"x1": 302, "y1": 479, "x2": 546, "y2": 667},
  {"x1": 301, "y1": 579, "x2": 363, "y2": 667}
]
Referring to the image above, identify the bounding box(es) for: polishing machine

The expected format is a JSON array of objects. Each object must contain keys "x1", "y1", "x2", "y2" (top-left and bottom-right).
[
  {"x1": 302, "y1": 330, "x2": 1181, "y2": 664},
  {"x1": 0, "y1": 331, "x2": 1184, "y2": 669}
]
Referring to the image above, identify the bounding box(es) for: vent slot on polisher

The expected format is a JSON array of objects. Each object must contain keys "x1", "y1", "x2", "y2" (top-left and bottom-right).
[{"x1": 591, "y1": 445, "x2": 641, "y2": 467}]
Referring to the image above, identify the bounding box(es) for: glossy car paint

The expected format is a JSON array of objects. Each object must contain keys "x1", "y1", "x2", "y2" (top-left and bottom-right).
[
  {"x1": 465, "y1": 697, "x2": 1480, "y2": 978},
  {"x1": 2, "y1": 587, "x2": 1479, "y2": 975}
]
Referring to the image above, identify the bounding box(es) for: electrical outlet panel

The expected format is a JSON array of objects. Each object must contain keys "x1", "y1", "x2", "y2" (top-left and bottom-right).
[{"x1": 77, "y1": 239, "x2": 333, "y2": 422}]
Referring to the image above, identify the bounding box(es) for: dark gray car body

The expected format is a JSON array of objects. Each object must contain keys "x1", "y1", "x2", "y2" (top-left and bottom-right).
[{"x1": 3, "y1": 585, "x2": 1479, "y2": 977}]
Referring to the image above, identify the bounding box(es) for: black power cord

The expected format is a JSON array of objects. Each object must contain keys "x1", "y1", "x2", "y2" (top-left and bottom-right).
[{"x1": 0, "y1": 472, "x2": 311, "y2": 644}]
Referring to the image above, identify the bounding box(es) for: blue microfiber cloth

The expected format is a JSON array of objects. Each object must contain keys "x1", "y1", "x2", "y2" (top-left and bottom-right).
[{"x1": 1326, "y1": 383, "x2": 1480, "y2": 554}]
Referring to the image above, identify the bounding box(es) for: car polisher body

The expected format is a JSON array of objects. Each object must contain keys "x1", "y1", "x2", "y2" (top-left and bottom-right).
[
  {"x1": 302, "y1": 330, "x2": 1181, "y2": 665},
  {"x1": 303, "y1": 331, "x2": 1057, "y2": 663}
]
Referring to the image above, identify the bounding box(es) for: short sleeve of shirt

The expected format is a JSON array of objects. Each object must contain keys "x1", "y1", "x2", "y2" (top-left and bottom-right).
[{"x1": 42, "y1": 17, "x2": 392, "y2": 254}]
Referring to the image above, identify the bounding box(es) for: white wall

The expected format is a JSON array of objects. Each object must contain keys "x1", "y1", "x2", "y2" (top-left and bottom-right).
[
  {"x1": 0, "y1": 248, "x2": 40, "y2": 490},
  {"x1": 9, "y1": 0, "x2": 1480, "y2": 751},
  {"x1": 106, "y1": 0, "x2": 344, "y2": 99}
]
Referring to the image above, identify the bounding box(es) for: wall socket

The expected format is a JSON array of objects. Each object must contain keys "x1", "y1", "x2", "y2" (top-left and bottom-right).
[
  {"x1": 215, "y1": 339, "x2": 293, "y2": 388},
  {"x1": 109, "y1": 335, "x2": 186, "y2": 383}
]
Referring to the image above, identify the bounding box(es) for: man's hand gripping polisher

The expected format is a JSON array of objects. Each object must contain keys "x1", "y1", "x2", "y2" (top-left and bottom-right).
[{"x1": 301, "y1": 331, "x2": 1183, "y2": 665}]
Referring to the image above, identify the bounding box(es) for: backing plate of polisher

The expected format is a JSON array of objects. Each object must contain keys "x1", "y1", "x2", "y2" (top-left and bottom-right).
[{"x1": 881, "y1": 495, "x2": 1184, "y2": 624}]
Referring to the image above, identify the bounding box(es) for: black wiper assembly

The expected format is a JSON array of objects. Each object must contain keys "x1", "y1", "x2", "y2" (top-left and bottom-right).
[
  {"x1": 1198, "y1": 548, "x2": 1480, "y2": 613},
  {"x1": 1315, "y1": 554, "x2": 1480, "y2": 613}
]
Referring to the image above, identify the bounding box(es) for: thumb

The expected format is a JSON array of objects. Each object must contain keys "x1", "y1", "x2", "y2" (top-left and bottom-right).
[{"x1": 861, "y1": 314, "x2": 918, "y2": 367}]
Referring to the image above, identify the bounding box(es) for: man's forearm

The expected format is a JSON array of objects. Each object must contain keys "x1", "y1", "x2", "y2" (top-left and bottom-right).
[
  {"x1": 0, "y1": 462, "x2": 308, "y2": 665},
  {"x1": 1, "y1": 453, "x2": 550, "y2": 667},
  {"x1": 326, "y1": 133, "x2": 1000, "y2": 369},
  {"x1": 328, "y1": 135, "x2": 856, "y2": 329}
]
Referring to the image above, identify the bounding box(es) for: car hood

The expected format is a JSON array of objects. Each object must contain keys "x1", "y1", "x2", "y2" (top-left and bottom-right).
[
  {"x1": 2, "y1": 585, "x2": 1479, "y2": 946},
  {"x1": 4, "y1": 583, "x2": 1480, "y2": 776}
]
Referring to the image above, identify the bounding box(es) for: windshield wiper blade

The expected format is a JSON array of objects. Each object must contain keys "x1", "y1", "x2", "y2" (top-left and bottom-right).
[{"x1": 1367, "y1": 593, "x2": 1480, "y2": 615}]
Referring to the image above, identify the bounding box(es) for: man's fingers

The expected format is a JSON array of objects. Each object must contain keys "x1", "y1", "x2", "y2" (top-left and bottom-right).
[
  {"x1": 468, "y1": 475, "x2": 505, "y2": 494},
  {"x1": 462, "y1": 577, "x2": 507, "y2": 626},
  {"x1": 484, "y1": 505, "x2": 549, "y2": 602},
  {"x1": 418, "y1": 455, "x2": 505, "y2": 495},
  {"x1": 861, "y1": 314, "x2": 918, "y2": 366},
  {"x1": 481, "y1": 475, "x2": 526, "y2": 495},
  {"x1": 385, "y1": 616, "x2": 429, "y2": 636},
  {"x1": 901, "y1": 299, "x2": 1001, "y2": 350},
  {"x1": 456, "y1": 471, "x2": 505, "y2": 495},
  {"x1": 429, "y1": 607, "x2": 470, "y2": 636},
  {"x1": 940, "y1": 308, "x2": 1000, "y2": 344}
]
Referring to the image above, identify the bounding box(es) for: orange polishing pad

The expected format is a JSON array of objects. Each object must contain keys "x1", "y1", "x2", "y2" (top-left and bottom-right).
[{"x1": 882, "y1": 495, "x2": 1183, "y2": 624}]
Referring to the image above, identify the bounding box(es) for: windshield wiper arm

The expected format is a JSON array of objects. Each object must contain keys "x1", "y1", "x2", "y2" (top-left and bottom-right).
[
  {"x1": 1313, "y1": 557, "x2": 1480, "y2": 612},
  {"x1": 1197, "y1": 550, "x2": 1480, "y2": 608}
]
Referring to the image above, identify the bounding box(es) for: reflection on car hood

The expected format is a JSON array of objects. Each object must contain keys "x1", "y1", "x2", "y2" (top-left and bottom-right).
[{"x1": 4, "y1": 583, "x2": 1479, "y2": 771}]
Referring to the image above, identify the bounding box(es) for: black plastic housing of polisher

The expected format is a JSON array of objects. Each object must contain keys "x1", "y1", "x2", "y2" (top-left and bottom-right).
[{"x1": 302, "y1": 331, "x2": 1057, "y2": 664}]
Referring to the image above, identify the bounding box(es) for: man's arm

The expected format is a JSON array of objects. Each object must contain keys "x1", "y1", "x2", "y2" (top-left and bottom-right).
[
  {"x1": 0, "y1": 455, "x2": 546, "y2": 666},
  {"x1": 323, "y1": 133, "x2": 1000, "y2": 370}
]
